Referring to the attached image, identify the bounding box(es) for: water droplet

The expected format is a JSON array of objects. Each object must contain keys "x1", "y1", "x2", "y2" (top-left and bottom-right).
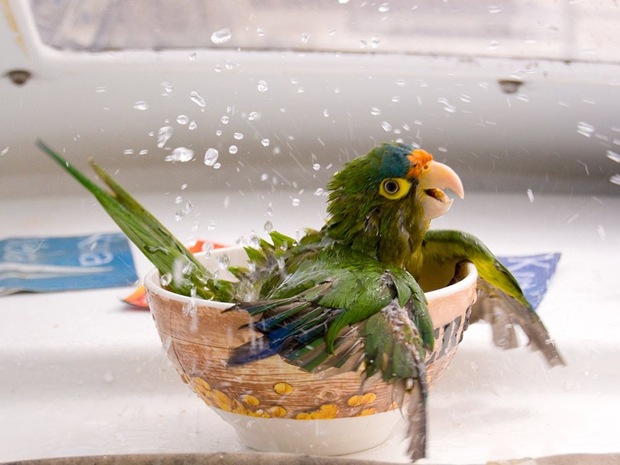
[
  {"x1": 488, "y1": 5, "x2": 502, "y2": 13},
  {"x1": 234, "y1": 132, "x2": 244, "y2": 140},
  {"x1": 381, "y1": 121, "x2": 393, "y2": 132},
  {"x1": 526, "y1": 188, "x2": 535, "y2": 203},
  {"x1": 257, "y1": 80, "x2": 269, "y2": 92},
  {"x1": 139, "y1": 149, "x2": 148, "y2": 155},
  {"x1": 221, "y1": 115, "x2": 230, "y2": 124},
  {"x1": 217, "y1": 254, "x2": 230, "y2": 270},
  {"x1": 266, "y1": 203, "x2": 274, "y2": 217},
  {"x1": 1, "y1": 147, "x2": 9, "y2": 156},
  {"x1": 229, "y1": 145, "x2": 238, "y2": 154},
  {"x1": 438, "y1": 98, "x2": 456, "y2": 113},
  {"x1": 189, "y1": 91, "x2": 206, "y2": 108},
  {"x1": 314, "y1": 188, "x2": 325, "y2": 196},
  {"x1": 256, "y1": 27, "x2": 265, "y2": 37},
  {"x1": 301, "y1": 32, "x2": 311, "y2": 44},
  {"x1": 370, "y1": 107, "x2": 382, "y2": 116},
  {"x1": 260, "y1": 173, "x2": 269, "y2": 181},
  {"x1": 312, "y1": 163, "x2": 321, "y2": 171},
  {"x1": 176, "y1": 114, "x2": 189, "y2": 125},
  {"x1": 577, "y1": 121, "x2": 595, "y2": 138},
  {"x1": 597, "y1": 224, "x2": 606, "y2": 240},
  {"x1": 391, "y1": 96, "x2": 400, "y2": 103},
  {"x1": 165, "y1": 147, "x2": 194, "y2": 162},
  {"x1": 610, "y1": 174, "x2": 620, "y2": 185},
  {"x1": 188, "y1": 52, "x2": 197, "y2": 61},
  {"x1": 291, "y1": 198, "x2": 300, "y2": 207},
  {"x1": 157, "y1": 126, "x2": 174, "y2": 148},
  {"x1": 378, "y1": 2, "x2": 390, "y2": 13},
  {"x1": 264, "y1": 220, "x2": 273, "y2": 232},
  {"x1": 323, "y1": 109, "x2": 330, "y2": 118},
  {"x1": 161, "y1": 81, "x2": 173, "y2": 96},
  {"x1": 248, "y1": 111, "x2": 261, "y2": 121},
  {"x1": 160, "y1": 272, "x2": 172, "y2": 286},
  {"x1": 133, "y1": 100, "x2": 149, "y2": 110},
  {"x1": 204, "y1": 148, "x2": 219, "y2": 166},
  {"x1": 188, "y1": 121, "x2": 198, "y2": 130},
  {"x1": 261, "y1": 138, "x2": 270, "y2": 147},
  {"x1": 95, "y1": 86, "x2": 106, "y2": 93},
  {"x1": 606, "y1": 150, "x2": 620, "y2": 163},
  {"x1": 211, "y1": 28, "x2": 232, "y2": 45},
  {"x1": 123, "y1": 149, "x2": 134, "y2": 155}
]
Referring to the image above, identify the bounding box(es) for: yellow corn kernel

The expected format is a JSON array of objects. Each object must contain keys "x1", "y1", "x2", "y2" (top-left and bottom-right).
[{"x1": 273, "y1": 382, "x2": 294, "y2": 395}]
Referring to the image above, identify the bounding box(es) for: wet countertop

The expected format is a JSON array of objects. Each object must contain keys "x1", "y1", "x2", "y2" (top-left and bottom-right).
[{"x1": 1, "y1": 189, "x2": 619, "y2": 463}]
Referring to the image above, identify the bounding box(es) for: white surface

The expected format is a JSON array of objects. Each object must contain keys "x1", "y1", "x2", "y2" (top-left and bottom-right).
[{"x1": 1, "y1": 189, "x2": 619, "y2": 463}]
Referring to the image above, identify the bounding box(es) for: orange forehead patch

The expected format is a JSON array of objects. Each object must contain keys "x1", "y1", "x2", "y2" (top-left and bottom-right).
[{"x1": 407, "y1": 149, "x2": 433, "y2": 178}]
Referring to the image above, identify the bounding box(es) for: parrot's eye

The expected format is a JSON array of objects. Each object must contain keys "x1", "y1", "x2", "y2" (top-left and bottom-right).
[{"x1": 379, "y1": 178, "x2": 411, "y2": 200}]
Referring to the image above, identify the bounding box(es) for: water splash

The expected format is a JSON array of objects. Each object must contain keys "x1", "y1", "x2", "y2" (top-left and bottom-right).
[
  {"x1": 157, "y1": 126, "x2": 174, "y2": 148},
  {"x1": 176, "y1": 115, "x2": 189, "y2": 125},
  {"x1": 165, "y1": 147, "x2": 194, "y2": 162},
  {"x1": 606, "y1": 150, "x2": 620, "y2": 163},
  {"x1": 381, "y1": 121, "x2": 393, "y2": 132},
  {"x1": 160, "y1": 272, "x2": 172, "y2": 286},
  {"x1": 161, "y1": 81, "x2": 173, "y2": 96},
  {"x1": 211, "y1": 28, "x2": 232, "y2": 45},
  {"x1": 257, "y1": 80, "x2": 269, "y2": 92},
  {"x1": 189, "y1": 91, "x2": 206, "y2": 108},
  {"x1": 229, "y1": 145, "x2": 238, "y2": 154},
  {"x1": 133, "y1": 101, "x2": 149, "y2": 110},
  {"x1": 526, "y1": 188, "x2": 535, "y2": 203},
  {"x1": 577, "y1": 122, "x2": 595, "y2": 138},
  {"x1": 261, "y1": 138, "x2": 270, "y2": 147},
  {"x1": 204, "y1": 148, "x2": 220, "y2": 167}
]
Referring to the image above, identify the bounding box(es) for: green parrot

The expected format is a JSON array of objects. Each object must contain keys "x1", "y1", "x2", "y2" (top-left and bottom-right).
[{"x1": 37, "y1": 140, "x2": 563, "y2": 461}]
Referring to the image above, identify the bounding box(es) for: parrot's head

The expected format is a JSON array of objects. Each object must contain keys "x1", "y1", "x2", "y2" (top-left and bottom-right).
[{"x1": 324, "y1": 142, "x2": 464, "y2": 269}]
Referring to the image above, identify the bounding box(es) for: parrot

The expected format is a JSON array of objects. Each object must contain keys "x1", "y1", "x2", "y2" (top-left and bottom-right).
[{"x1": 37, "y1": 139, "x2": 564, "y2": 461}]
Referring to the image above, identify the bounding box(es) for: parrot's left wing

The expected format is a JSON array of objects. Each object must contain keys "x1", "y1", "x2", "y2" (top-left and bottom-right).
[
  {"x1": 228, "y1": 246, "x2": 432, "y2": 460},
  {"x1": 423, "y1": 230, "x2": 565, "y2": 368}
]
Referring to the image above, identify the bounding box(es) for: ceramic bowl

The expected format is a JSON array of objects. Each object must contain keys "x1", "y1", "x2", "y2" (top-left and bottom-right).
[{"x1": 145, "y1": 246, "x2": 477, "y2": 456}]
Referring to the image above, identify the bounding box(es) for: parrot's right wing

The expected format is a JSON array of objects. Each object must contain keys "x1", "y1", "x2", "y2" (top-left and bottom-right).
[{"x1": 423, "y1": 229, "x2": 565, "y2": 368}]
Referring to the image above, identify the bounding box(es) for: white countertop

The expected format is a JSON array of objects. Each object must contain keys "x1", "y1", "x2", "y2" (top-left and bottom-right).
[{"x1": 1, "y1": 189, "x2": 619, "y2": 464}]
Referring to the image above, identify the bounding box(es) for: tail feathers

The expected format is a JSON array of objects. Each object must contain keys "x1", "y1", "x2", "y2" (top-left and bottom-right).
[
  {"x1": 362, "y1": 304, "x2": 429, "y2": 461},
  {"x1": 406, "y1": 377, "x2": 428, "y2": 462},
  {"x1": 473, "y1": 278, "x2": 565, "y2": 368}
]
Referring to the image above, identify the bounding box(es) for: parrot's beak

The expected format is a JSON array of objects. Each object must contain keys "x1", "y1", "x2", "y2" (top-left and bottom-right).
[{"x1": 418, "y1": 160, "x2": 464, "y2": 221}]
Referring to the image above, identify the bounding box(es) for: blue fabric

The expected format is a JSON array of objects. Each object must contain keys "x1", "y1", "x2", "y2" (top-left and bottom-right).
[
  {"x1": 498, "y1": 253, "x2": 561, "y2": 309},
  {"x1": 0, "y1": 233, "x2": 138, "y2": 295}
]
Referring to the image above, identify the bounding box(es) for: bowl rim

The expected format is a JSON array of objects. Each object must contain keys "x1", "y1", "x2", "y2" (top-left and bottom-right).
[{"x1": 144, "y1": 245, "x2": 478, "y2": 307}]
